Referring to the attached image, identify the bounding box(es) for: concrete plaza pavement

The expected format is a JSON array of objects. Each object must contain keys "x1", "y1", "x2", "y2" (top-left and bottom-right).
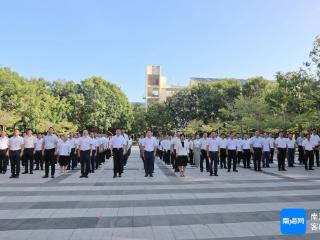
[{"x1": 0, "y1": 147, "x2": 319, "y2": 239}]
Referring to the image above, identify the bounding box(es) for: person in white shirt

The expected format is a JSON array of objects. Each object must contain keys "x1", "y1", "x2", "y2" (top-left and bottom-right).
[
  {"x1": 23, "y1": 129, "x2": 36, "y2": 174},
  {"x1": 0, "y1": 130, "x2": 9, "y2": 174},
  {"x1": 142, "y1": 130, "x2": 158, "y2": 177},
  {"x1": 296, "y1": 132, "x2": 305, "y2": 165},
  {"x1": 176, "y1": 134, "x2": 189, "y2": 177},
  {"x1": 89, "y1": 132, "x2": 99, "y2": 173},
  {"x1": 242, "y1": 134, "x2": 251, "y2": 168},
  {"x1": 199, "y1": 133, "x2": 210, "y2": 172},
  {"x1": 310, "y1": 130, "x2": 320, "y2": 167},
  {"x1": 111, "y1": 129, "x2": 127, "y2": 178},
  {"x1": 57, "y1": 134, "x2": 71, "y2": 173},
  {"x1": 171, "y1": 133, "x2": 180, "y2": 172},
  {"x1": 42, "y1": 127, "x2": 59, "y2": 178},
  {"x1": 188, "y1": 137, "x2": 195, "y2": 166},
  {"x1": 8, "y1": 128, "x2": 24, "y2": 178},
  {"x1": 125, "y1": 135, "x2": 133, "y2": 166},
  {"x1": 287, "y1": 133, "x2": 296, "y2": 167},
  {"x1": 302, "y1": 134, "x2": 315, "y2": 170},
  {"x1": 78, "y1": 130, "x2": 93, "y2": 178},
  {"x1": 138, "y1": 134, "x2": 145, "y2": 166},
  {"x1": 193, "y1": 134, "x2": 201, "y2": 168},
  {"x1": 67, "y1": 133, "x2": 77, "y2": 170},
  {"x1": 268, "y1": 133, "x2": 275, "y2": 163},
  {"x1": 34, "y1": 133, "x2": 44, "y2": 170},
  {"x1": 275, "y1": 132, "x2": 288, "y2": 171},
  {"x1": 219, "y1": 134, "x2": 227, "y2": 169},
  {"x1": 121, "y1": 129, "x2": 129, "y2": 169},
  {"x1": 250, "y1": 131, "x2": 263, "y2": 171},
  {"x1": 161, "y1": 135, "x2": 171, "y2": 165},
  {"x1": 236, "y1": 134, "x2": 243, "y2": 166},
  {"x1": 261, "y1": 132, "x2": 270, "y2": 168},
  {"x1": 226, "y1": 133, "x2": 238, "y2": 172},
  {"x1": 207, "y1": 132, "x2": 219, "y2": 176}
]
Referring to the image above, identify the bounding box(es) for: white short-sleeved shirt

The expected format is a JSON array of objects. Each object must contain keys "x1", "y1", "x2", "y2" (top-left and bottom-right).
[
  {"x1": 35, "y1": 138, "x2": 44, "y2": 151},
  {"x1": 236, "y1": 139, "x2": 243, "y2": 152},
  {"x1": 142, "y1": 137, "x2": 157, "y2": 152},
  {"x1": 176, "y1": 140, "x2": 190, "y2": 156},
  {"x1": 24, "y1": 135, "x2": 37, "y2": 148},
  {"x1": 200, "y1": 138, "x2": 209, "y2": 150},
  {"x1": 43, "y1": 134, "x2": 59, "y2": 150},
  {"x1": 275, "y1": 137, "x2": 287, "y2": 149},
  {"x1": 193, "y1": 139, "x2": 200, "y2": 148},
  {"x1": 219, "y1": 139, "x2": 227, "y2": 149},
  {"x1": 268, "y1": 137, "x2": 275, "y2": 148},
  {"x1": 250, "y1": 136, "x2": 263, "y2": 148},
  {"x1": 262, "y1": 138, "x2": 270, "y2": 151},
  {"x1": 78, "y1": 136, "x2": 92, "y2": 151},
  {"x1": 208, "y1": 137, "x2": 220, "y2": 152},
  {"x1": 0, "y1": 136, "x2": 9, "y2": 150},
  {"x1": 242, "y1": 139, "x2": 251, "y2": 150},
  {"x1": 302, "y1": 139, "x2": 315, "y2": 151},
  {"x1": 111, "y1": 135, "x2": 126, "y2": 149},
  {"x1": 171, "y1": 137, "x2": 179, "y2": 150},
  {"x1": 226, "y1": 139, "x2": 237, "y2": 150},
  {"x1": 310, "y1": 134, "x2": 320, "y2": 146},
  {"x1": 68, "y1": 138, "x2": 77, "y2": 149},
  {"x1": 161, "y1": 139, "x2": 171, "y2": 151},
  {"x1": 58, "y1": 140, "x2": 72, "y2": 156},
  {"x1": 287, "y1": 138, "x2": 295, "y2": 149},
  {"x1": 9, "y1": 136, "x2": 24, "y2": 151},
  {"x1": 90, "y1": 138, "x2": 100, "y2": 150}
]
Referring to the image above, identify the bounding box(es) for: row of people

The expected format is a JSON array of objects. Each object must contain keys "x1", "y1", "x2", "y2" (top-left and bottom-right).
[
  {"x1": 150, "y1": 130, "x2": 320, "y2": 177},
  {"x1": 0, "y1": 127, "x2": 133, "y2": 178}
]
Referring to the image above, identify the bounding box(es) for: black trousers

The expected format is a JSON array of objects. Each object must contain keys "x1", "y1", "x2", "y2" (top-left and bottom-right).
[
  {"x1": 278, "y1": 148, "x2": 286, "y2": 170},
  {"x1": 9, "y1": 150, "x2": 21, "y2": 176},
  {"x1": 253, "y1": 148, "x2": 262, "y2": 171},
  {"x1": 298, "y1": 146, "x2": 304, "y2": 164},
  {"x1": 220, "y1": 148, "x2": 227, "y2": 168},
  {"x1": 80, "y1": 150, "x2": 90, "y2": 176},
  {"x1": 144, "y1": 151, "x2": 155, "y2": 176},
  {"x1": 270, "y1": 148, "x2": 274, "y2": 163},
  {"x1": 124, "y1": 147, "x2": 131, "y2": 166},
  {"x1": 70, "y1": 148, "x2": 77, "y2": 169},
  {"x1": 262, "y1": 151, "x2": 270, "y2": 167},
  {"x1": 163, "y1": 150, "x2": 170, "y2": 164},
  {"x1": 237, "y1": 151, "x2": 243, "y2": 164},
  {"x1": 44, "y1": 149, "x2": 56, "y2": 176},
  {"x1": 209, "y1": 151, "x2": 218, "y2": 175},
  {"x1": 200, "y1": 149, "x2": 210, "y2": 171},
  {"x1": 314, "y1": 147, "x2": 319, "y2": 167},
  {"x1": 34, "y1": 150, "x2": 43, "y2": 170},
  {"x1": 287, "y1": 148, "x2": 295, "y2": 167},
  {"x1": 90, "y1": 150, "x2": 96, "y2": 172},
  {"x1": 24, "y1": 148, "x2": 34, "y2": 173},
  {"x1": 305, "y1": 150, "x2": 314, "y2": 170},
  {"x1": 227, "y1": 149, "x2": 237, "y2": 171},
  {"x1": 189, "y1": 149, "x2": 194, "y2": 165},
  {"x1": 0, "y1": 149, "x2": 8, "y2": 173},
  {"x1": 243, "y1": 149, "x2": 251, "y2": 167},
  {"x1": 113, "y1": 148, "x2": 123, "y2": 175}
]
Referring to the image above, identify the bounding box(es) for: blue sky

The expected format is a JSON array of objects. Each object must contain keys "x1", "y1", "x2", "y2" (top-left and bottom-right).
[{"x1": 1, "y1": 0, "x2": 319, "y2": 102}]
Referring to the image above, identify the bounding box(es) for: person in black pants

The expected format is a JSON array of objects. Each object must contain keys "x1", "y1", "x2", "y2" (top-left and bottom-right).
[
  {"x1": 250, "y1": 131, "x2": 263, "y2": 171},
  {"x1": 0, "y1": 130, "x2": 8, "y2": 174},
  {"x1": 226, "y1": 134, "x2": 238, "y2": 172},
  {"x1": 275, "y1": 132, "x2": 287, "y2": 171},
  {"x1": 200, "y1": 133, "x2": 209, "y2": 172},
  {"x1": 8, "y1": 128, "x2": 24, "y2": 178},
  {"x1": 142, "y1": 130, "x2": 157, "y2": 177},
  {"x1": 111, "y1": 129, "x2": 126, "y2": 178},
  {"x1": 42, "y1": 127, "x2": 59, "y2": 178},
  {"x1": 303, "y1": 134, "x2": 315, "y2": 171},
  {"x1": 78, "y1": 130, "x2": 93, "y2": 178}
]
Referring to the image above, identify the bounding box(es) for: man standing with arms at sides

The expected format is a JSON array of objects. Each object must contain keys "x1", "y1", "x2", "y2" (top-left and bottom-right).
[
  {"x1": 42, "y1": 127, "x2": 58, "y2": 178},
  {"x1": 303, "y1": 134, "x2": 315, "y2": 171},
  {"x1": 207, "y1": 131, "x2": 219, "y2": 176},
  {"x1": 242, "y1": 134, "x2": 251, "y2": 168},
  {"x1": 261, "y1": 132, "x2": 270, "y2": 168},
  {"x1": 226, "y1": 133, "x2": 238, "y2": 172},
  {"x1": 0, "y1": 130, "x2": 9, "y2": 174},
  {"x1": 171, "y1": 133, "x2": 180, "y2": 172},
  {"x1": 68, "y1": 133, "x2": 77, "y2": 170},
  {"x1": 268, "y1": 133, "x2": 275, "y2": 164},
  {"x1": 287, "y1": 133, "x2": 296, "y2": 167},
  {"x1": 161, "y1": 135, "x2": 171, "y2": 165},
  {"x1": 236, "y1": 134, "x2": 243, "y2": 166},
  {"x1": 23, "y1": 129, "x2": 36, "y2": 174},
  {"x1": 296, "y1": 132, "x2": 305, "y2": 165},
  {"x1": 78, "y1": 130, "x2": 92, "y2": 178},
  {"x1": 219, "y1": 133, "x2": 227, "y2": 169},
  {"x1": 111, "y1": 129, "x2": 127, "y2": 178},
  {"x1": 275, "y1": 131, "x2": 288, "y2": 171},
  {"x1": 138, "y1": 134, "x2": 145, "y2": 169},
  {"x1": 89, "y1": 132, "x2": 98, "y2": 173},
  {"x1": 142, "y1": 130, "x2": 157, "y2": 177},
  {"x1": 34, "y1": 133, "x2": 44, "y2": 170},
  {"x1": 250, "y1": 131, "x2": 263, "y2": 172},
  {"x1": 8, "y1": 128, "x2": 24, "y2": 178},
  {"x1": 310, "y1": 129, "x2": 320, "y2": 167},
  {"x1": 199, "y1": 133, "x2": 209, "y2": 172},
  {"x1": 121, "y1": 129, "x2": 129, "y2": 169}
]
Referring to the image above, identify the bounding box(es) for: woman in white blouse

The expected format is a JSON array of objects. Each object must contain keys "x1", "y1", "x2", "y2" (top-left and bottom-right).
[{"x1": 176, "y1": 134, "x2": 189, "y2": 177}]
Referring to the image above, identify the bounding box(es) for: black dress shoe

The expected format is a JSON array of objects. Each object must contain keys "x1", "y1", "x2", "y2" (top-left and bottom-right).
[
  {"x1": 149, "y1": 174, "x2": 153, "y2": 177},
  {"x1": 309, "y1": 168, "x2": 315, "y2": 170},
  {"x1": 51, "y1": 175, "x2": 55, "y2": 178},
  {"x1": 210, "y1": 173, "x2": 213, "y2": 176},
  {"x1": 233, "y1": 169, "x2": 238, "y2": 172},
  {"x1": 214, "y1": 174, "x2": 218, "y2": 176},
  {"x1": 227, "y1": 169, "x2": 230, "y2": 172},
  {"x1": 113, "y1": 175, "x2": 117, "y2": 178},
  {"x1": 15, "y1": 175, "x2": 19, "y2": 178},
  {"x1": 9, "y1": 175, "x2": 15, "y2": 178},
  {"x1": 35, "y1": 168, "x2": 39, "y2": 170},
  {"x1": 118, "y1": 174, "x2": 122, "y2": 178},
  {"x1": 22, "y1": 172, "x2": 28, "y2": 174},
  {"x1": 144, "y1": 174, "x2": 148, "y2": 177},
  {"x1": 42, "y1": 175, "x2": 48, "y2": 178},
  {"x1": 30, "y1": 172, "x2": 33, "y2": 174},
  {"x1": 282, "y1": 169, "x2": 287, "y2": 171},
  {"x1": 84, "y1": 175, "x2": 88, "y2": 178}
]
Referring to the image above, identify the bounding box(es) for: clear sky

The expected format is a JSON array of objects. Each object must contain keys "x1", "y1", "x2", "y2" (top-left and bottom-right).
[{"x1": 1, "y1": 0, "x2": 319, "y2": 102}]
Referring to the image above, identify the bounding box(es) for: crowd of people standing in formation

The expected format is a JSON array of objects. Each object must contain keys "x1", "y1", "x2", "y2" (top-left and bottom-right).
[
  {"x1": 0, "y1": 127, "x2": 133, "y2": 179},
  {"x1": 139, "y1": 130, "x2": 320, "y2": 177},
  {"x1": 0, "y1": 127, "x2": 319, "y2": 179}
]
